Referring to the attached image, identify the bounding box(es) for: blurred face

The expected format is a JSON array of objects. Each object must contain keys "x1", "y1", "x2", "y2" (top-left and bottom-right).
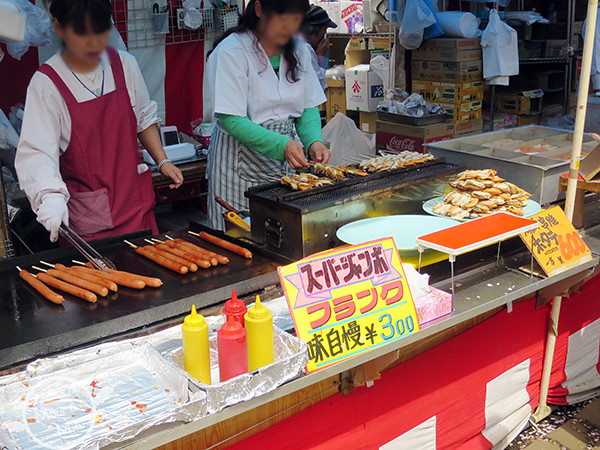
[
  {"x1": 256, "y1": 2, "x2": 303, "y2": 47},
  {"x1": 53, "y1": 17, "x2": 110, "y2": 68}
]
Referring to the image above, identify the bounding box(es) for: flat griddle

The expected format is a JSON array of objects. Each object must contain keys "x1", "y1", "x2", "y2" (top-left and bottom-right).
[{"x1": 0, "y1": 228, "x2": 285, "y2": 371}]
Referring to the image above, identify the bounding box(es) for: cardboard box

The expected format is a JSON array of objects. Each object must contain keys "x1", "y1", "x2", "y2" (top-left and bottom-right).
[
  {"x1": 435, "y1": 101, "x2": 482, "y2": 124},
  {"x1": 359, "y1": 111, "x2": 377, "y2": 133},
  {"x1": 411, "y1": 60, "x2": 482, "y2": 83},
  {"x1": 544, "y1": 40, "x2": 568, "y2": 58},
  {"x1": 326, "y1": 79, "x2": 346, "y2": 122},
  {"x1": 412, "y1": 80, "x2": 484, "y2": 104},
  {"x1": 454, "y1": 120, "x2": 483, "y2": 137},
  {"x1": 484, "y1": 113, "x2": 517, "y2": 132},
  {"x1": 375, "y1": 120, "x2": 454, "y2": 153},
  {"x1": 517, "y1": 114, "x2": 540, "y2": 126},
  {"x1": 417, "y1": 38, "x2": 481, "y2": 51},
  {"x1": 496, "y1": 90, "x2": 544, "y2": 115},
  {"x1": 412, "y1": 38, "x2": 482, "y2": 62},
  {"x1": 345, "y1": 64, "x2": 384, "y2": 112}
]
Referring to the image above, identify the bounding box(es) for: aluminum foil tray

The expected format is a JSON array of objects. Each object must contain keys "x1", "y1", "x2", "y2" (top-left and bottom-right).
[
  {"x1": 0, "y1": 346, "x2": 192, "y2": 450},
  {"x1": 169, "y1": 326, "x2": 308, "y2": 415}
]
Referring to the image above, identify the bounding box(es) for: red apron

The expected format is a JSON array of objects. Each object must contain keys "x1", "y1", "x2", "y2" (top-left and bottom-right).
[{"x1": 37, "y1": 47, "x2": 158, "y2": 241}]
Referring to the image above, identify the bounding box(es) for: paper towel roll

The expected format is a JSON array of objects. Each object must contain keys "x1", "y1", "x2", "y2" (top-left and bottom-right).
[{"x1": 437, "y1": 11, "x2": 482, "y2": 38}]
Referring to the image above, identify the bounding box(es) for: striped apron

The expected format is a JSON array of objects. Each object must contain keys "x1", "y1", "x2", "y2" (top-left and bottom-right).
[{"x1": 207, "y1": 120, "x2": 295, "y2": 231}]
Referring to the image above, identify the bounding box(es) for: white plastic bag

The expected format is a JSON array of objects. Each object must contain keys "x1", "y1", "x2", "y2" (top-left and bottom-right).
[
  {"x1": 322, "y1": 113, "x2": 375, "y2": 166},
  {"x1": 398, "y1": 0, "x2": 437, "y2": 50},
  {"x1": 437, "y1": 11, "x2": 481, "y2": 38},
  {"x1": 370, "y1": 55, "x2": 391, "y2": 92},
  {"x1": 481, "y1": 9, "x2": 519, "y2": 80},
  {"x1": 6, "y1": 0, "x2": 52, "y2": 60}
]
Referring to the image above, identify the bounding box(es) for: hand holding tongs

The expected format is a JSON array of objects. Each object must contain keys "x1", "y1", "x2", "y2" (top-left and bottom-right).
[{"x1": 59, "y1": 224, "x2": 117, "y2": 272}]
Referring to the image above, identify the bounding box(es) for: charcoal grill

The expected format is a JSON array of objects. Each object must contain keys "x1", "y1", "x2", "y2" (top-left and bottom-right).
[{"x1": 245, "y1": 160, "x2": 462, "y2": 260}]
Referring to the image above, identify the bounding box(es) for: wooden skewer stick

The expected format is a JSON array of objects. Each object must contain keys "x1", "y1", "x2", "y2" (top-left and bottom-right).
[
  {"x1": 32, "y1": 265, "x2": 47, "y2": 272},
  {"x1": 72, "y1": 260, "x2": 87, "y2": 266},
  {"x1": 165, "y1": 235, "x2": 175, "y2": 241},
  {"x1": 124, "y1": 240, "x2": 137, "y2": 249},
  {"x1": 144, "y1": 239, "x2": 155, "y2": 245},
  {"x1": 152, "y1": 238, "x2": 165, "y2": 243},
  {"x1": 40, "y1": 261, "x2": 55, "y2": 268}
]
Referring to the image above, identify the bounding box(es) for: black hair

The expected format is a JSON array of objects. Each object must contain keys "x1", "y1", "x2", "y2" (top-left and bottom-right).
[
  {"x1": 48, "y1": 0, "x2": 112, "y2": 35},
  {"x1": 210, "y1": 0, "x2": 310, "y2": 83}
]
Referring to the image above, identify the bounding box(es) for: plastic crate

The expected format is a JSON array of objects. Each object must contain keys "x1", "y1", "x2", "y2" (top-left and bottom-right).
[{"x1": 215, "y1": 5, "x2": 239, "y2": 33}]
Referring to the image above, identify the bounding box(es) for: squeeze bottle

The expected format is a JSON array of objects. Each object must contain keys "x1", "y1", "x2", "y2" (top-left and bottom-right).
[
  {"x1": 217, "y1": 315, "x2": 248, "y2": 382},
  {"x1": 182, "y1": 305, "x2": 211, "y2": 384},
  {"x1": 245, "y1": 295, "x2": 274, "y2": 371},
  {"x1": 222, "y1": 289, "x2": 247, "y2": 326}
]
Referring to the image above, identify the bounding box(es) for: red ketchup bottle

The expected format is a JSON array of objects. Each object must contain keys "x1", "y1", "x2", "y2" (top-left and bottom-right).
[
  {"x1": 217, "y1": 315, "x2": 248, "y2": 382},
  {"x1": 222, "y1": 290, "x2": 247, "y2": 326}
]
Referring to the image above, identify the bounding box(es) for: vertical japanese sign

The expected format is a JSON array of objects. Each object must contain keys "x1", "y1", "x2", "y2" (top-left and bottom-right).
[
  {"x1": 278, "y1": 238, "x2": 418, "y2": 373},
  {"x1": 520, "y1": 205, "x2": 592, "y2": 277}
]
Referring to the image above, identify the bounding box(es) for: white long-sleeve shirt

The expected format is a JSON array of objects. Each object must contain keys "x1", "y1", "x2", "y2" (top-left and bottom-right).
[{"x1": 15, "y1": 49, "x2": 160, "y2": 211}]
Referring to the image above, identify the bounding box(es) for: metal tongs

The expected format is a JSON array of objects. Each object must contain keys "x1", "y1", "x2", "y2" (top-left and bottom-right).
[{"x1": 59, "y1": 224, "x2": 116, "y2": 272}]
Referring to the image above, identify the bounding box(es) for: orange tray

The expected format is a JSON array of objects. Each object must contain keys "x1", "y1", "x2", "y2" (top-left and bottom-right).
[{"x1": 416, "y1": 212, "x2": 539, "y2": 256}]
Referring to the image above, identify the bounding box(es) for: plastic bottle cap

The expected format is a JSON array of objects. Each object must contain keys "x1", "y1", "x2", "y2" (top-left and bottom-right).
[
  {"x1": 247, "y1": 296, "x2": 271, "y2": 320},
  {"x1": 220, "y1": 315, "x2": 244, "y2": 336},
  {"x1": 224, "y1": 289, "x2": 246, "y2": 313},
  {"x1": 184, "y1": 305, "x2": 206, "y2": 326}
]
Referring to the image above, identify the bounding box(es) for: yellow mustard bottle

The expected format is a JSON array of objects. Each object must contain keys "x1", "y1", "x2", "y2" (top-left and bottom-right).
[
  {"x1": 182, "y1": 305, "x2": 211, "y2": 384},
  {"x1": 245, "y1": 295, "x2": 274, "y2": 371}
]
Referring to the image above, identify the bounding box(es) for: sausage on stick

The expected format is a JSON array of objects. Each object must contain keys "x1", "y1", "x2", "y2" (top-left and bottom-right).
[
  {"x1": 54, "y1": 263, "x2": 118, "y2": 292},
  {"x1": 153, "y1": 242, "x2": 211, "y2": 269},
  {"x1": 18, "y1": 267, "x2": 64, "y2": 305},
  {"x1": 195, "y1": 231, "x2": 253, "y2": 259},
  {"x1": 134, "y1": 246, "x2": 188, "y2": 275},
  {"x1": 170, "y1": 238, "x2": 229, "y2": 265},
  {"x1": 163, "y1": 240, "x2": 218, "y2": 266},
  {"x1": 70, "y1": 266, "x2": 146, "y2": 289},
  {"x1": 45, "y1": 269, "x2": 109, "y2": 297},
  {"x1": 141, "y1": 243, "x2": 198, "y2": 272},
  {"x1": 36, "y1": 272, "x2": 97, "y2": 303},
  {"x1": 82, "y1": 262, "x2": 163, "y2": 288}
]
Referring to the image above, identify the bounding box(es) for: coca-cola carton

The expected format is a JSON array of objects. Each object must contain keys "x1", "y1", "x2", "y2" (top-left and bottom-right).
[{"x1": 375, "y1": 120, "x2": 454, "y2": 153}]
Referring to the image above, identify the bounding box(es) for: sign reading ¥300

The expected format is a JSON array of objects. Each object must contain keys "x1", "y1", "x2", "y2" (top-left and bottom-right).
[{"x1": 278, "y1": 238, "x2": 418, "y2": 373}]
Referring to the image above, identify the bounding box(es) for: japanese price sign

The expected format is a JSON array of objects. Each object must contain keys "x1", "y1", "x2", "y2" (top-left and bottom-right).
[
  {"x1": 520, "y1": 205, "x2": 592, "y2": 277},
  {"x1": 278, "y1": 238, "x2": 418, "y2": 373}
]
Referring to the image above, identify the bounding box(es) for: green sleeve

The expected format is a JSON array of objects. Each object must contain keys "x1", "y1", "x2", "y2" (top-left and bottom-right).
[
  {"x1": 295, "y1": 107, "x2": 323, "y2": 151},
  {"x1": 217, "y1": 113, "x2": 290, "y2": 161}
]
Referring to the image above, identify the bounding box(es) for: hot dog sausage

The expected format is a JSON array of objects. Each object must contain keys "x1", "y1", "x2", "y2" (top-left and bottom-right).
[
  {"x1": 19, "y1": 270, "x2": 64, "y2": 304},
  {"x1": 153, "y1": 243, "x2": 211, "y2": 269},
  {"x1": 56, "y1": 263, "x2": 118, "y2": 292},
  {"x1": 70, "y1": 266, "x2": 146, "y2": 289},
  {"x1": 134, "y1": 246, "x2": 188, "y2": 274},
  {"x1": 197, "y1": 232, "x2": 253, "y2": 259},
  {"x1": 36, "y1": 273, "x2": 97, "y2": 303},
  {"x1": 82, "y1": 263, "x2": 163, "y2": 288},
  {"x1": 143, "y1": 246, "x2": 198, "y2": 272},
  {"x1": 172, "y1": 239, "x2": 229, "y2": 265},
  {"x1": 46, "y1": 269, "x2": 109, "y2": 297}
]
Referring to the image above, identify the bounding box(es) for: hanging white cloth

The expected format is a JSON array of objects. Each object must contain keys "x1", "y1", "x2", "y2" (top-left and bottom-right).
[{"x1": 480, "y1": 9, "x2": 519, "y2": 81}]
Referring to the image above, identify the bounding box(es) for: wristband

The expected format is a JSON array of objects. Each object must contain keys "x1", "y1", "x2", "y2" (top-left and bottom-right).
[{"x1": 157, "y1": 158, "x2": 172, "y2": 171}]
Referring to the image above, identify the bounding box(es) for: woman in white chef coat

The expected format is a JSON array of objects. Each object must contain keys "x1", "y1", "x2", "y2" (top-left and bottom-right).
[
  {"x1": 204, "y1": 0, "x2": 329, "y2": 231},
  {"x1": 15, "y1": 0, "x2": 183, "y2": 243}
]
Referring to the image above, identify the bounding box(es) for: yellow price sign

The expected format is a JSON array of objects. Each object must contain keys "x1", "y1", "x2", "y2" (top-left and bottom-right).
[
  {"x1": 520, "y1": 205, "x2": 592, "y2": 277},
  {"x1": 278, "y1": 238, "x2": 418, "y2": 373}
]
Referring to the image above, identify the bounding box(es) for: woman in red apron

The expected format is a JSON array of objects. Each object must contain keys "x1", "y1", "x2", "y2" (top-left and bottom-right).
[{"x1": 15, "y1": 0, "x2": 183, "y2": 242}]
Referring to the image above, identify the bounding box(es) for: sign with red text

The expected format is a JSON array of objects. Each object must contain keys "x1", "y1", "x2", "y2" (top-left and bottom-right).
[
  {"x1": 520, "y1": 206, "x2": 593, "y2": 277},
  {"x1": 278, "y1": 238, "x2": 418, "y2": 373}
]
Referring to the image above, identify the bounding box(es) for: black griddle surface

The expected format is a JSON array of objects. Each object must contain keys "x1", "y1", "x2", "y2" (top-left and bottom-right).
[{"x1": 0, "y1": 230, "x2": 281, "y2": 370}]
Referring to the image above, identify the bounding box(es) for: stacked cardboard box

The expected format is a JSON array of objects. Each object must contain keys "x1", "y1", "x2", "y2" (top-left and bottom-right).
[
  {"x1": 493, "y1": 89, "x2": 543, "y2": 128},
  {"x1": 411, "y1": 38, "x2": 483, "y2": 137}
]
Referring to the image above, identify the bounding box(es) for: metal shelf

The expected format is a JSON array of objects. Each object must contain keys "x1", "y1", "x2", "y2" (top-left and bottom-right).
[
  {"x1": 519, "y1": 57, "x2": 569, "y2": 65},
  {"x1": 329, "y1": 32, "x2": 392, "y2": 39}
]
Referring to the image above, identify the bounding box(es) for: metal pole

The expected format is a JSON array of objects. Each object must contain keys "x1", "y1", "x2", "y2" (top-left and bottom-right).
[{"x1": 533, "y1": 0, "x2": 598, "y2": 423}]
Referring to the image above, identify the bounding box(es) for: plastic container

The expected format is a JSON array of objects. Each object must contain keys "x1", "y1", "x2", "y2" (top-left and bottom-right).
[
  {"x1": 217, "y1": 315, "x2": 248, "y2": 382},
  {"x1": 0, "y1": 0, "x2": 26, "y2": 43},
  {"x1": 222, "y1": 289, "x2": 247, "y2": 326},
  {"x1": 182, "y1": 305, "x2": 211, "y2": 384},
  {"x1": 245, "y1": 296, "x2": 274, "y2": 372}
]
